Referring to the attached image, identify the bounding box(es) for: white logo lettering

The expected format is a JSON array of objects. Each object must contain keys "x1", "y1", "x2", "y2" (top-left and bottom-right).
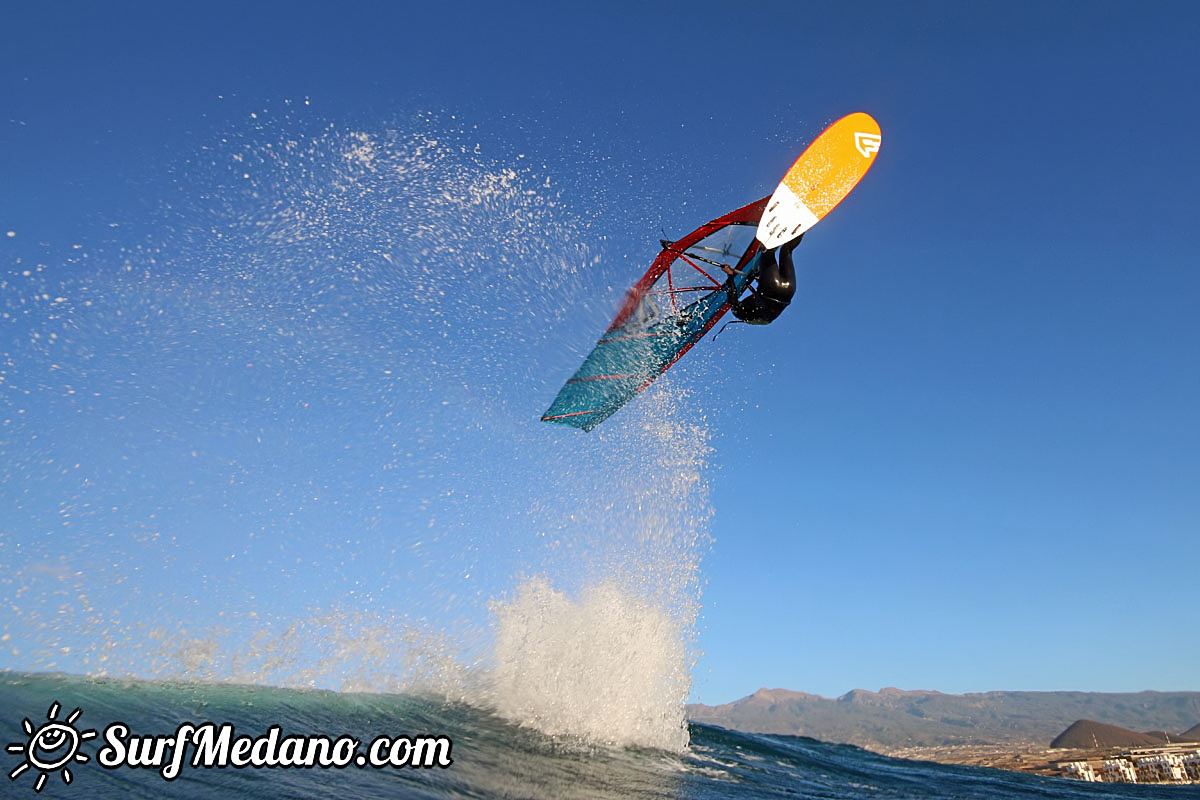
[
  {"x1": 855, "y1": 132, "x2": 881, "y2": 158},
  {"x1": 8, "y1": 703, "x2": 454, "y2": 792}
]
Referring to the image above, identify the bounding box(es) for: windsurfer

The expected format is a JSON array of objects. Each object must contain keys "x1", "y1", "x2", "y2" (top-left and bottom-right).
[{"x1": 730, "y1": 235, "x2": 800, "y2": 325}]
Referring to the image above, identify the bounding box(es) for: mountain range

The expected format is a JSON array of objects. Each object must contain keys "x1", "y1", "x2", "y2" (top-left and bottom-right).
[{"x1": 686, "y1": 688, "x2": 1200, "y2": 750}]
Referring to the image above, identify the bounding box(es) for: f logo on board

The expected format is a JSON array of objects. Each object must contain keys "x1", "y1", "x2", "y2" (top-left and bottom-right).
[{"x1": 854, "y1": 132, "x2": 881, "y2": 158}]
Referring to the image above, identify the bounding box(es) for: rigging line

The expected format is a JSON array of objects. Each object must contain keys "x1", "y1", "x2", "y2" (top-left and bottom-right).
[
  {"x1": 712, "y1": 318, "x2": 747, "y2": 341},
  {"x1": 659, "y1": 242, "x2": 738, "y2": 272},
  {"x1": 691, "y1": 244, "x2": 736, "y2": 256},
  {"x1": 647, "y1": 286, "x2": 712, "y2": 295},
  {"x1": 678, "y1": 257, "x2": 723, "y2": 288},
  {"x1": 666, "y1": 248, "x2": 679, "y2": 313}
]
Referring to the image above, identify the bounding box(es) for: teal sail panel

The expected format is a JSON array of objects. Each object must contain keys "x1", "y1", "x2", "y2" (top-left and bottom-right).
[{"x1": 541, "y1": 198, "x2": 768, "y2": 431}]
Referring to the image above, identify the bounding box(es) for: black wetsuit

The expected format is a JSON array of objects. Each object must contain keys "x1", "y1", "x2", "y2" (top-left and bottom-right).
[{"x1": 731, "y1": 236, "x2": 799, "y2": 325}]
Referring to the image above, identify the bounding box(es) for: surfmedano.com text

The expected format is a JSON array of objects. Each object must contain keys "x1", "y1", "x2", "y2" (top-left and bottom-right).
[{"x1": 98, "y1": 721, "x2": 453, "y2": 780}]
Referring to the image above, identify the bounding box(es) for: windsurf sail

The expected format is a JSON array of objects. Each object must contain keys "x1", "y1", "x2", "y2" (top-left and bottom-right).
[
  {"x1": 541, "y1": 197, "x2": 768, "y2": 431},
  {"x1": 541, "y1": 112, "x2": 882, "y2": 433}
]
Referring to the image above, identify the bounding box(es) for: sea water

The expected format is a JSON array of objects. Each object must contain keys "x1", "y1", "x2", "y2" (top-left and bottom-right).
[{"x1": 3, "y1": 673, "x2": 1187, "y2": 799}]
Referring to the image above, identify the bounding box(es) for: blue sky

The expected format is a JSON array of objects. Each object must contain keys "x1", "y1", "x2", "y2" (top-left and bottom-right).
[{"x1": 3, "y1": 1, "x2": 1198, "y2": 705}]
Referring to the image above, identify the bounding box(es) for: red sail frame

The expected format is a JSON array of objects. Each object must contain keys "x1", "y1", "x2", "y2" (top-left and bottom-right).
[{"x1": 609, "y1": 197, "x2": 768, "y2": 387}]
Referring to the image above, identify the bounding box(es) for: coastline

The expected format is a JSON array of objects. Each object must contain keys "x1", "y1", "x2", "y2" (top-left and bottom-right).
[
  {"x1": 882, "y1": 743, "x2": 1200, "y2": 785},
  {"x1": 881, "y1": 743, "x2": 1082, "y2": 775}
]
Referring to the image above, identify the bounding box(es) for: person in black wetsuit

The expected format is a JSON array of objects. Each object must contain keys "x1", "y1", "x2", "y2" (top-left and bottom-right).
[{"x1": 730, "y1": 235, "x2": 800, "y2": 325}]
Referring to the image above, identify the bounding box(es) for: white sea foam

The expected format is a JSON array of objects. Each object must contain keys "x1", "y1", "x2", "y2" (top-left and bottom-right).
[
  {"x1": 489, "y1": 577, "x2": 691, "y2": 751},
  {"x1": 481, "y1": 385, "x2": 711, "y2": 751}
]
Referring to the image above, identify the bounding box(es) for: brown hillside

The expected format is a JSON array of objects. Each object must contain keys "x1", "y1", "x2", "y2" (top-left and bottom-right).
[
  {"x1": 1181, "y1": 723, "x2": 1200, "y2": 742},
  {"x1": 1050, "y1": 720, "x2": 1168, "y2": 749}
]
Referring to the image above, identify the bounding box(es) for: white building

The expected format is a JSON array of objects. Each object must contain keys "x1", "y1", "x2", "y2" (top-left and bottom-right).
[
  {"x1": 1134, "y1": 755, "x2": 1187, "y2": 783},
  {"x1": 1182, "y1": 752, "x2": 1200, "y2": 781},
  {"x1": 1100, "y1": 758, "x2": 1138, "y2": 783},
  {"x1": 1061, "y1": 762, "x2": 1099, "y2": 782}
]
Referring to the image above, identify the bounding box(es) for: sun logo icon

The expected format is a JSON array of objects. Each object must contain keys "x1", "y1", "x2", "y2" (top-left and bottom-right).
[{"x1": 6, "y1": 702, "x2": 96, "y2": 793}]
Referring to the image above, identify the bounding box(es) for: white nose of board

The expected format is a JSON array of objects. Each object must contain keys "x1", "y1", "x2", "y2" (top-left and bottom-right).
[{"x1": 757, "y1": 184, "x2": 820, "y2": 249}]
